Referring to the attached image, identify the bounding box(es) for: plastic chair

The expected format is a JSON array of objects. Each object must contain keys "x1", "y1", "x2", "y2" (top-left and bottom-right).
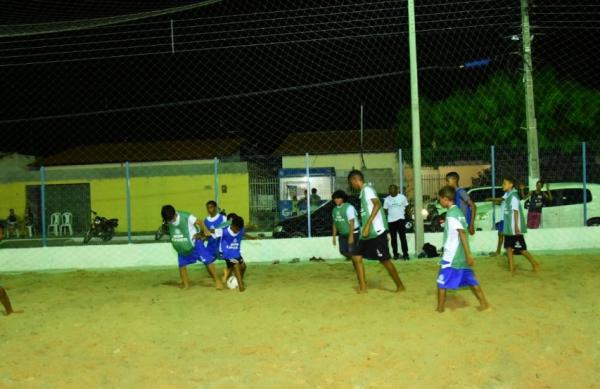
[
  {"x1": 60, "y1": 212, "x2": 73, "y2": 236},
  {"x1": 48, "y1": 212, "x2": 61, "y2": 237}
]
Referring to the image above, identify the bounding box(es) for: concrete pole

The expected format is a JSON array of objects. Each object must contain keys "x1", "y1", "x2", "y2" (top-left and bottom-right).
[
  {"x1": 521, "y1": 0, "x2": 540, "y2": 188},
  {"x1": 408, "y1": 0, "x2": 424, "y2": 253}
]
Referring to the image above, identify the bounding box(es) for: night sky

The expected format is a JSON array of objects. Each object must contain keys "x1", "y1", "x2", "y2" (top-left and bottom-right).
[{"x1": 0, "y1": 0, "x2": 598, "y2": 158}]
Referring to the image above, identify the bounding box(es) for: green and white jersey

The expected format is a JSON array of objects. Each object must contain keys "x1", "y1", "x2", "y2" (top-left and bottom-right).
[
  {"x1": 332, "y1": 203, "x2": 359, "y2": 236},
  {"x1": 168, "y1": 211, "x2": 200, "y2": 255},
  {"x1": 502, "y1": 189, "x2": 527, "y2": 236},
  {"x1": 440, "y1": 205, "x2": 470, "y2": 269},
  {"x1": 359, "y1": 185, "x2": 387, "y2": 240}
]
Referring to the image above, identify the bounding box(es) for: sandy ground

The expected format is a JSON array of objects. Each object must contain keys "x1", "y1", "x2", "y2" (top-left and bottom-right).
[{"x1": 1, "y1": 253, "x2": 599, "y2": 388}]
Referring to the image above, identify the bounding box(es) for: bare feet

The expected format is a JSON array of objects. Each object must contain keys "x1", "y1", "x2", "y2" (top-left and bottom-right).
[
  {"x1": 395, "y1": 285, "x2": 406, "y2": 293},
  {"x1": 357, "y1": 286, "x2": 368, "y2": 294},
  {"x1": 436, "y1": 307, "x2": 445, "y2": 313},
  {"x1": 532, "y1": 263, "x2": 541, "y2": 272},
  {"x1": 239, "y1": 285, "x2": 246, "y2": 292},
  {"x1": 477, "y1": 305, "x2": 493, "y2": 312},
  {"x1": 215, "y1": 282, "x2": 224, "y2": 290},
  {"x1": 488, "y1": 252, "x2": 499, "y2": 257},
  {"x1": 179, "y1": 283, "x2": 189, "y2": 290},
  {"x1": 5, "y1": 309, "x2": 24, "y2": 316}
]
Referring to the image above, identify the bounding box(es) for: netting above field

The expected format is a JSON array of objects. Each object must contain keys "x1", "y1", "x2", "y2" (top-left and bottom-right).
[{"x1": 0, "y1": 0, "x2": 599, "y2": 246}]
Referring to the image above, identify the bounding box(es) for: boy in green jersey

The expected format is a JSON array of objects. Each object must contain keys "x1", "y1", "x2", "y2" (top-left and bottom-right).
[
  {"x1": 436, "y1": 186, "x2": 490, "y2": 313},
  {"x1": 331, "y1": 190, "x2": 360, "y2": 260},
  {"x1": 347, "y1": 170, "x2": 405, "y2": 294},
  {"x1": 161, "y1": 205, "x2": 222, "y2": 290},
  {"x1": 501, "y1": 177, "x2": 540, "y2": 275}
]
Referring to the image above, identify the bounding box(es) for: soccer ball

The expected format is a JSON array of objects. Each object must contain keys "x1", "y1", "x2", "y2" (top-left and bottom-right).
[{"x1": 226, "y1": 276, "x2": 239, "y2": 290}]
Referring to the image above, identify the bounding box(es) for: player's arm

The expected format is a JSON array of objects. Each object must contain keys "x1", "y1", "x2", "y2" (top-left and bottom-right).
[
  {"x1": 458, "y1": 229, "x2": 474, "y2": 266},
  {"x1": 348, "y1": 218, "x2": 355, "y2": 244},
  {"x1": 362, "y1": 197, "x2": 382, "y2": 237},
  {"x1": 332, "y1": 223, "x2": 337, "y2": 245},
  {"x1": 194, "y1": 220, "x2": 211, "y2": 238},
  {"x1": 544, "y1": 184, "x2": 553, "y2": 202}
]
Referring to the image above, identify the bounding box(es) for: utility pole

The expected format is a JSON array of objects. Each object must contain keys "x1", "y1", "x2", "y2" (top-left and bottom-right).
[
  {"x1": 521, "y1": 0, "x2": 540, "y2": 188},
  {"x1": 407, "y1": 0, "x2": 424, "y2": 253}
]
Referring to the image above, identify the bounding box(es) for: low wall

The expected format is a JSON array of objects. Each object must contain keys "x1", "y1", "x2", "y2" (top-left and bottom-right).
[{"x1": 1, "y1": 227, "x2": 598, "y2": 272}]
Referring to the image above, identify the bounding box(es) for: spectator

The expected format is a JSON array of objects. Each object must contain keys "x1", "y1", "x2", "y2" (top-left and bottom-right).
[
  {"x1": 383, "y1": 185, "x2": 410, "y2": 260},
  {"x1": 310, "y1": 188, "x2": 322, "y2": 204},
  {"x1": 6, "y1": 209, "x2": 19, "y2": 238},
  {"x1": 519, "y1": 181, "x2": 552, "y2": 229}
]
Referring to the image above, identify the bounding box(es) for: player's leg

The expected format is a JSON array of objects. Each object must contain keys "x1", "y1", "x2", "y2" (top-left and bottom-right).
[
  {"x1": 221, "y1": 267, "x2": 230, "y2": 284},
  {"x1": 506, "y1": 247, "x2": 515, "y2": 275},
  {"x1": 436, "y1": 288, "x2": 447, "y2": 312},
  {"x1": 1, "y1": 286, "x2": 23, "y2": 315},
  {"x1": 469, "y1": 285, "x2": 490, "y2": 311},
  {"x1": 388, "y1": 220, "x2": 400, "y2": 259},
  {"x1": 521, "y1": 250, "x2": 540, "y2": 272},
  {"x1": 399, "y1": 220, "x2": 409, "y2": 259},
  {"x1": 204, "y1": 262, "x2": 223, "y2": 289},
  {"x1": 232, "y1": 263, "x2": 245, "y2": 292},
  {"x1": 351, "y1": 255, "x2": 367, "y2": 293},
  {"x1": 178, "y1": 266, "x2": 190, "y2": 289},
  {"x1": 380, "y1": 259, "x2": 405, "y2": 292}
]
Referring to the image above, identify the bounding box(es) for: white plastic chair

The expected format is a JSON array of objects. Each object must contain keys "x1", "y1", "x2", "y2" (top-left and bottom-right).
[
  {"x1": 26, "y1": 225, "x2": 34, "y2": 238},
  {"x1": 48, "y1": 212, "x2": 61, "y2": 237},
  {"x1": 60, "y1": 212, "x2": 73, "y2": 236}
]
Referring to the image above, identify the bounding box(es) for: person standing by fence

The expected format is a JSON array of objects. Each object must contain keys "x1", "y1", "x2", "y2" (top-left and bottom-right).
[
  {"x1": 520, "y1": 181, "x2": 552, "y2": 229},
  {"x1": 384, "y1": 185, "x2": 410, "y2": 260}
]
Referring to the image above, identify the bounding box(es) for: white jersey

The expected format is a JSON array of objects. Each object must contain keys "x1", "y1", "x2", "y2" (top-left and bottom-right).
[{"x1": 383, "y1": 194, "x2": 409, "y2": 222}]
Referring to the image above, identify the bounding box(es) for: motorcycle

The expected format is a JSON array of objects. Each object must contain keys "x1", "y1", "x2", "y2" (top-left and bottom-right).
[{"x1": 83, "y1": 210, "x2": 119, "y2": 244}]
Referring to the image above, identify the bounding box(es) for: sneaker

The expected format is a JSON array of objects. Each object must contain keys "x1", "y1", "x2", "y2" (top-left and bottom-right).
[
  {"x1": 402, "y1": 254, "x2": 410, "y2": 261},
  {"x1": 393, "y1": 254, "x2": 400, "y2": 260}
]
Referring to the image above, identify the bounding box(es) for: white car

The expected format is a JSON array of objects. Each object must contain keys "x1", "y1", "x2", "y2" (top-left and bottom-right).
[{"x1": 475, "y1": 182, "x2": 600, "y2": 230}]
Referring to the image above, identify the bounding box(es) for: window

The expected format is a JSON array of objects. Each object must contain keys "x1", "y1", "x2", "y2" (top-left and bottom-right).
[{"x1": 548, "y1": 189, "x2": 592, "y2": 207}]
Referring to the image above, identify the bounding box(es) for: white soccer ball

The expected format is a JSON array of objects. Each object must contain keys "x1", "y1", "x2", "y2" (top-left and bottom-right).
[{"x1": 226, "y1": 276, "x2": 239, "y2": 290}]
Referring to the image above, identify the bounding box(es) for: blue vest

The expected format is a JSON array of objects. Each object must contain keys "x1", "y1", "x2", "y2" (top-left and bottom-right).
[
  {"x1": 220, "y1": 227, "x2": 244, "y2": 260},
  {"x1": 204, "y1": 214, "x2": 225, "y2": 255}
]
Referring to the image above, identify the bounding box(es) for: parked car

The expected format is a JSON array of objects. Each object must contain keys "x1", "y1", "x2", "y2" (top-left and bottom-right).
[
  {"x1": 273, "y1": 193, "x2": 399, "y2": 238},
  {"x1": 476, "y1": 182, "x2": 600, "y2": 230}
]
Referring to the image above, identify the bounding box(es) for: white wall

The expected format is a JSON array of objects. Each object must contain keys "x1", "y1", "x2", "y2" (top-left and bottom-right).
[{"x1": 1, "y1": 227, "x2": 599, "y2": 272}]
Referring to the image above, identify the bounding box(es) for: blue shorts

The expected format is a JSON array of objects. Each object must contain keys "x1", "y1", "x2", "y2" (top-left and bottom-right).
[
  {"x1": 495, "y1": 221, "x2": 504, "y2": 234},
  {"x1": 178, "y1": 240, "x2": 215, "y2": 268},
  {"x1": 437, "y1": 266, "x2": 479, "y2": 289}
]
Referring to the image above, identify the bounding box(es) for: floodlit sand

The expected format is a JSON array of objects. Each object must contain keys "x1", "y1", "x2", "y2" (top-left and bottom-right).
[{"x1": 1, "y1": 254, "x2": 599, "y2": 388}]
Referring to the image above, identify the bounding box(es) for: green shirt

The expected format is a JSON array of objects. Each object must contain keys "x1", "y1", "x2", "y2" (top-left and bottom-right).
[
  {"x1": 503, "y1": 189, "x2": 527, "y2": 236},
  {"x1": 441, "y1": 205, "x2": 470, "y2": 269},
  {"x1": 168, "y1": 211, "x2": 199, "y2": 255},
  {"x1": 359, "y1": 185, "x2": 388, "y2": 240},
  {"x1": 332, "y1": 203, "x2": 358, "y2": 236}
]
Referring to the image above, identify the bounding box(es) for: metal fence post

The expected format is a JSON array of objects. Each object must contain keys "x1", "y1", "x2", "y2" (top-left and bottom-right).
[
  {"x1": 398, "y1": 148, "x2": 404, "y2": 194},
  {"x1": 582, "y1": 142, "x2": 588, "y2": 226},
  {"x1": 125, "y1": 161, "x2": 132, "y2": 243},
  {"x1": 40, "y1": 166, "x2": 48, "y2": 247},
  {"x1": 305, "y1": 152, "x2": 311, "y2": 238},
  {"x1": 214, "y1": 157, "x2": 219, "y2": 207},
  {"x1": 491, "y1": 145, "x2": 496, "y2": 227}
]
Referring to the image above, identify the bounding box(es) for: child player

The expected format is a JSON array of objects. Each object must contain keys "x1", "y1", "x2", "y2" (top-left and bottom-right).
[
  {"x1": 1, "y1": 285, "x2": 23, "y2": 316},
  {"x1": 347, "y1": 170, "x2": 405, "y2": 294},
  {"x1": 161, "y1": 205, "x2": 222, "y2": 289},
  {"x1": 436, "y1": 186, "x2": 490, "y2": 313},
  {"x1": 331, "y1": 190, "x2": 360, "y2": 260},
  {"x1": 501, "y1": 177, "x2": 540, "y2": 275},
  {"x1": 445, "y1": 172, "x2": 477, "y2": 235},
  {"x1": 214, "y1": 215, "x2": 247, "y2": 292},
  {"x1": 204, "y1": 200, "x2": 226, "y2": 260}
]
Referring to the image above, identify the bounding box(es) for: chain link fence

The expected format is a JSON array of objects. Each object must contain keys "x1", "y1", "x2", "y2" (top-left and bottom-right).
[{"x1": 1, "y1": 1, "x2": 598, "y2": 251}]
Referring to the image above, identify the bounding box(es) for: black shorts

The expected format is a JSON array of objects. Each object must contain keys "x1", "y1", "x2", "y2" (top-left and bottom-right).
[
  {"x1": 338, "y1": 232, "x2": 360, "y2": 257},
  {"x1": 357, "y1": 232, "x2": 391, "y2": 261},
  {"x1": 224, "y1": 257, "x2": 244, "y2": 269},
  {"x1": 504, "y1": 235, "x2": 527, "y2": 252}
]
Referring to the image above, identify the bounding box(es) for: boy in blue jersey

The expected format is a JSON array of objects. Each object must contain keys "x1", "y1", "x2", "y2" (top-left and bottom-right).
[
  {"x1": 161, "y1": 205, "x2": 222, "y2": 290},
  {"x1": 445, "y1": 172, "x2": 476, "y2": 235},
  {"x1": 204, "y1": 201, "x2": 226, "y2": 259},
  {"x1": 214, "y1": 215, "x2": 247, "y2": 292},
  {"x1": 1, "y1": 285, "x2": 23, "y2": 316},
  {"x1": 436, "y1": 186, "x2": 490, "y2": 313}
]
